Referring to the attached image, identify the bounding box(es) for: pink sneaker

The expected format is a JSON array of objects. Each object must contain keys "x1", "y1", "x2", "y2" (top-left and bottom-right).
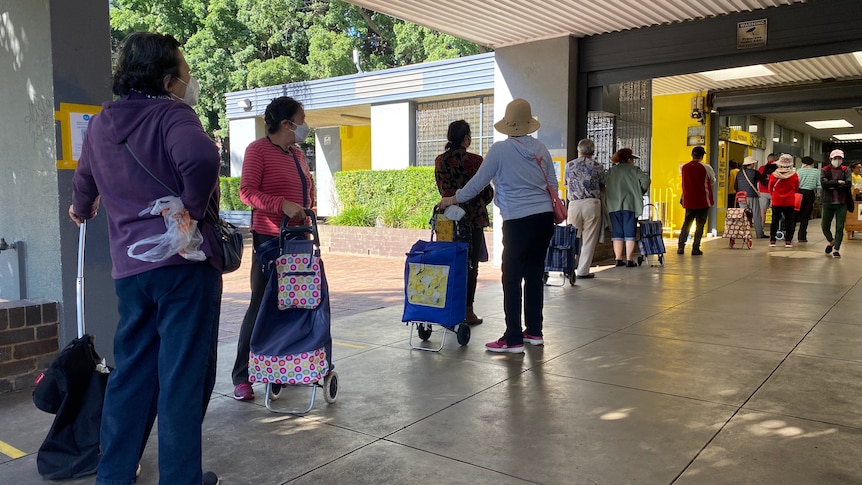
[
  {"x1": 485, "y1": 338, "x2": 524, "y2": 353},
  {"x1": 523, "y1": 332, "x2": 544, "y2": 345},
  {"x1": 233, "y1": 382, "x2": 254, "y2": 401}
]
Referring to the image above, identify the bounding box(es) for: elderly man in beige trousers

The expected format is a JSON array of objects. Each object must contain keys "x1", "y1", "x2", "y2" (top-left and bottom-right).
[{"x1": 565, "y1": 139, "x2": 606, "y2": 278}]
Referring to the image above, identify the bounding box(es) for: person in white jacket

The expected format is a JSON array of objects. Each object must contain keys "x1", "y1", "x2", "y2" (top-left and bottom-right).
[{"x1": 438, "y1": 98, "x2": 555, "y2": 353}]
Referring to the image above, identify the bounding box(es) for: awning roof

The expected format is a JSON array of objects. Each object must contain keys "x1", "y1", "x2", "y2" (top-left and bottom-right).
[{"x1": 345, "y1": 0, "x2": 808, "y2": 48}]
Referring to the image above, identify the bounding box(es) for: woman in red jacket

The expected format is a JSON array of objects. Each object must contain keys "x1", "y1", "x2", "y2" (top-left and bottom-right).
[{"x1": 768, "y1": 154, "x2": 800, "y2": 248}]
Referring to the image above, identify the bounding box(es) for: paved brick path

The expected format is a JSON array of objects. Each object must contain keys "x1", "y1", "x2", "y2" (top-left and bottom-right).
[{"x1": 217, "y1": 242, "x2": 499, "y2": 342}]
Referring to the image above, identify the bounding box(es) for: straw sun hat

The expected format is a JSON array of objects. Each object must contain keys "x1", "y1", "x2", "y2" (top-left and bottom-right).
[{"x1": 494, "y1": 98, "x2": 541, "y2": 136}]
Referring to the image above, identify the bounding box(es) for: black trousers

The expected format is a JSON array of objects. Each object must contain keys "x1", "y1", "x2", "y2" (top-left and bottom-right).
[
  {"x1": 466, "y1": 226, "x2": 485, "y2": 307},
  {"x1": 678, "y1": 208, "x2": 709, "y2": 250},
  {"x1": 501, "y1": 212, "x2": 554, "y2": 345},
  {"x1": 770, "y1": 206, "x2": 796, "y2": 242},
  {"x1": 797, "y1": 189, "x2": 816, "y2": 241},
  {"x1": 232, "y1": 232, "x2": 275, "y2": 386}
]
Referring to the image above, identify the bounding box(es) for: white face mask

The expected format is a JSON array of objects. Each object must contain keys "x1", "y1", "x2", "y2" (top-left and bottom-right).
[
  {"x1": 832, "y1": 159, "x2": 843, "y2": 168},
  {"x1": 172, "y1": 76, "x2": 199, "y2": 106},
  {"x1": 290, "y1": 121, "x2": 310, "y2": 142}
]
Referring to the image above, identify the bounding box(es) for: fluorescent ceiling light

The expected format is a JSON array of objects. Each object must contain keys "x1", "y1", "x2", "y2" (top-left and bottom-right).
[
  {"x1": 699, "y1": 65, "x2": 775, "y2": 81},
  {"x1": 853, "y1": 51, "x2": 862, "y2": 67},
  {"x1": 806, "y1": 119, "x2": 853, "y2": 129},
  {"x1": 833, "y1": 133, "x2": 862, "y2": 140}
]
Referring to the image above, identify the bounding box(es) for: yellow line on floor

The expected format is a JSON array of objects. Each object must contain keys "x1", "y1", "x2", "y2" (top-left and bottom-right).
[
  {"x1": 333, "y1": 341, "x2": 365, "y2": 349},
  {"x1": 0, "y1": 440, "x2": 26, "y2": 459}
]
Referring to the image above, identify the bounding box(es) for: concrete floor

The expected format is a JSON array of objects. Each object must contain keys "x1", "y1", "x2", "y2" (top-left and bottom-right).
[{"x1": 2, "y1": 231, "x2": 862, "y2": 484}]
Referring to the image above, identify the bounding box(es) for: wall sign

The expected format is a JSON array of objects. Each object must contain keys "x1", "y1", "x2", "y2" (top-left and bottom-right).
[{"x1": 737, "y1": 19, "x2": 767, "y2": 49}]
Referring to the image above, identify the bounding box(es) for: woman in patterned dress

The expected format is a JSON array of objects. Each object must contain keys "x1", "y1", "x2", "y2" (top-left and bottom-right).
[{"x1": 434, "y1": 120, "x2": 493, "y2": 324}]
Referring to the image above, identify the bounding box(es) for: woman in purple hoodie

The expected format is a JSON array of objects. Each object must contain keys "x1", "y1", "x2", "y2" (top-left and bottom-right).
[{"x1": 70, "y1": 32, "x2": 221, "y2": 485}]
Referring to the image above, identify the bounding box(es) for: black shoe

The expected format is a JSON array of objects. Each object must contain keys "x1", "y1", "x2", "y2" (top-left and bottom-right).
[
  {"x1": 625, "y1": 260, "x2": 637, "y2": 267},
  {"x1": 825, "y1": 244, "x2": 833, "y2": 254},
  {"x1": 676, "y1": 248, "x2": 685, "y2": 255},
  {"x1": 203, "y1": 471, "x2": 219, "y2": 485},
  {"x1": 833, "y1": 251, "x2": 841, "y2": 258},
  {"x1": 577, "y1": 273, "x2": 595, "y2": 278},
  {"x1": 615, "y1": 260, "x2": 625, "y2": 266},
  {"x1": 691, "y1": 249, "x2": 703, "y2": 256},
  {"x1": 798, "y1": 239, "x2": 807, "y2": 243}
]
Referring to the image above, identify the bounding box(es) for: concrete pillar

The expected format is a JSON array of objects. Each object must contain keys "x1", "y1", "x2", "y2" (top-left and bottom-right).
[
  {"x1": 490, "y1": 36, "x2": 579, "y2": 266},
  {"x1": 315, "y1": 127, "x2": 342, "y2": 217},
  {"x1": 0, "y1": 0, "x2": 114, "y2": 353}
]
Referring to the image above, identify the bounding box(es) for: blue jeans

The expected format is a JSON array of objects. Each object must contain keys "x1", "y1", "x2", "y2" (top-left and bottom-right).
[
  {"x1": 501, "y1": 212, "x2": 554, "y2": 345},
  {"x1": 96, "y1": 263, "x2": 222, "y2": 485}
]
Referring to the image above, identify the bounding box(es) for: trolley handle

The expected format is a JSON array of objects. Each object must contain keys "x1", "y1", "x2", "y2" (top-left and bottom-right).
[
  {"x1": 642, "y1": 203, "x2": 660, "y2": 222},
  {"x1": 279, "y1": 209, "x2": 320, "y2": 249}
]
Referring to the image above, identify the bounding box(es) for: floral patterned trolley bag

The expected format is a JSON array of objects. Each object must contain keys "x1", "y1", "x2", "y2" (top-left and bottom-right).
[{"x1": 248, "y1": 211, "x2": 337, "y2": 413}]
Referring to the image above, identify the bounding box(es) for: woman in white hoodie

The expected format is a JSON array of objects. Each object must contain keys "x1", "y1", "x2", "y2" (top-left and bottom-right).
[{"x1": 438, "y1": 99, "x2": 556, "y2": 353}]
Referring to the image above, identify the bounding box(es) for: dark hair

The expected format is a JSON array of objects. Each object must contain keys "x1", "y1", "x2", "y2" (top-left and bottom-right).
[
  {"x1": 767, "y1": 153, "x2": 778, "y2": 161},
  {"x1": 445, "y1": 120, "x2": 471, "y2": 151},
  {"x1": 729, "y1": 160, "x2": 739, "y2": 170},
  {"x1": 801, "y1": 156, "x2": 815, "y2": 166},
  {"x1": 691, "y1": 146, "x2": 706, "y2": 159},
  {"x1": 264, "y1": 97, "x2": 304, "y2": 134},
  {"x1": 112, "y1": 32, "x2": 182, "y2": 97}
]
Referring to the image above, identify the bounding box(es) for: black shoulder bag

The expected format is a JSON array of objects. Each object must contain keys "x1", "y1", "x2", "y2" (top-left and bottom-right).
[{"x1": 124, "y1": 142, "x2": 243, "y2": 273}]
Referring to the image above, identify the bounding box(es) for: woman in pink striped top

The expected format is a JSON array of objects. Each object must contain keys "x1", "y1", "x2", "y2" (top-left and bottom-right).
[{"x1": 231, "y1": 96, "x2": 315, "y2": 401}]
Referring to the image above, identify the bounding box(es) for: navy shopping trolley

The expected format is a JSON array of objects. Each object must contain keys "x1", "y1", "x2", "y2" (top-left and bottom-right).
[
  {"x1": 249, "y1": 210, "x2": 338, "y2": 414},
  {"x1": 636, "y1": 204, "x2": 666, "y2": 266},
  {"x1": 543, "y1": 224, "x2": 579, "y2": 286}
]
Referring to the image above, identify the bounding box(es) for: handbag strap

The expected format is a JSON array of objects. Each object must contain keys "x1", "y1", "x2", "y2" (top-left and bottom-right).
[
  {"x1": 125, "y1": 142, "x2": 179, "y2": 198},
  {"x1": 511, "y1": 138, "x2": 555, "y2": 191},
  {"x1": 741, "y1": 168, "x2": 759, "y2": 196},
  {"x1": 125, "y1": 142, "x2": 220, "y2": 224}
]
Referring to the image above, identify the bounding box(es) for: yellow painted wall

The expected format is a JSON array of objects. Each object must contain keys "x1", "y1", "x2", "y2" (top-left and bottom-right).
[
  {"x1": 650, "y1": 92, "x2": 710, "y2": 235},
  {"x1": 340, "y1": 125, "x2": 371, "y2": 171}
]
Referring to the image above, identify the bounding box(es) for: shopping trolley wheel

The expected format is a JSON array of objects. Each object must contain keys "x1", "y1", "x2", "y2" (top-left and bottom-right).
[
  {"x1": 456, "y1": 323, "x2": 470, "y2": 346},
  {"x1": 729, "y1": 238, "x2": 735, "y2": 248},
  {"x1": 417, "y1": 323, "x2": 432, "y2": 341},
  {"x1": 568, "y1": 271, "x2": 576, "y2": 286},
  {"x1": 747, "y1": 239, "x2": 753, "y2": 249},
  {"x1": 542, "y1": 272, "x2": 549, "y2": 284},
  {"x1": 658, "y1": 254, "x2": 664, "y2": 265},
  {"x1": 637, "y1": 256, "x2": 644, "y2": 266},
  {"x1": 323, "y1": 371, "x2": 338, "y2": 403},
  {"x1": 776, "y1": 231, "x2": 784, "y2": 240}
]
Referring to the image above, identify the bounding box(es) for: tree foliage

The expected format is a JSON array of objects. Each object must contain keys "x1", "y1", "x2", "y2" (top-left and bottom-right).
[{"x1": 109, "y1": 0, "x2": 487, "y2": 138}]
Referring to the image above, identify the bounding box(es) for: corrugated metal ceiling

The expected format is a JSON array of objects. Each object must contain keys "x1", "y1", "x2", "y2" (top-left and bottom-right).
[
  {"x1": 653, "y1": 52, "x2": 862, "y2": 95},
  {"x1": 345, "y1": 0, "x2": 808, "y2": 48}
]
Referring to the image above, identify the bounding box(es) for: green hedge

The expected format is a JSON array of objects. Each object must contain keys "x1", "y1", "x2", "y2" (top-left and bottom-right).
[
  {"x1": 221, "y1": 169, "x2": 491, "y2": 230},
  {"x1": 330, "y1": 167, "x2": 439, "y2": 229},
  {"x1": 219, "y1": 177, "x2": 250, "y2": 211}
]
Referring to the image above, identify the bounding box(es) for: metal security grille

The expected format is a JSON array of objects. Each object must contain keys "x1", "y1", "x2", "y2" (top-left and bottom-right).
[
  {"x1": 587, "y1": 112, "x2": 616, "y2": 170},
  {"x1": 415, "y1": 96, "x2": 494, "y2": 167},
  {"x1": 587, "y1": 80, "x2": 652, "y2": 173},
  {"x1": 618, "y1": 80, "x2": 652, "y2": 173}
]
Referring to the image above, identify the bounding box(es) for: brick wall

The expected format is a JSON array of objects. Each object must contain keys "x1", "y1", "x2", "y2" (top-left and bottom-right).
[{"x1": 0, "y1": 300, "x2": 59, "y2": 394}]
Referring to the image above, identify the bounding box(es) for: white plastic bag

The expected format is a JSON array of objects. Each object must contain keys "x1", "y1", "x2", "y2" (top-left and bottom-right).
[
  {"x1": 443, "y1": 205, "x2": 466, "y2": 221},
  {"x1": 127, "y1": 196, "x2": 206, "y2": 262}
]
